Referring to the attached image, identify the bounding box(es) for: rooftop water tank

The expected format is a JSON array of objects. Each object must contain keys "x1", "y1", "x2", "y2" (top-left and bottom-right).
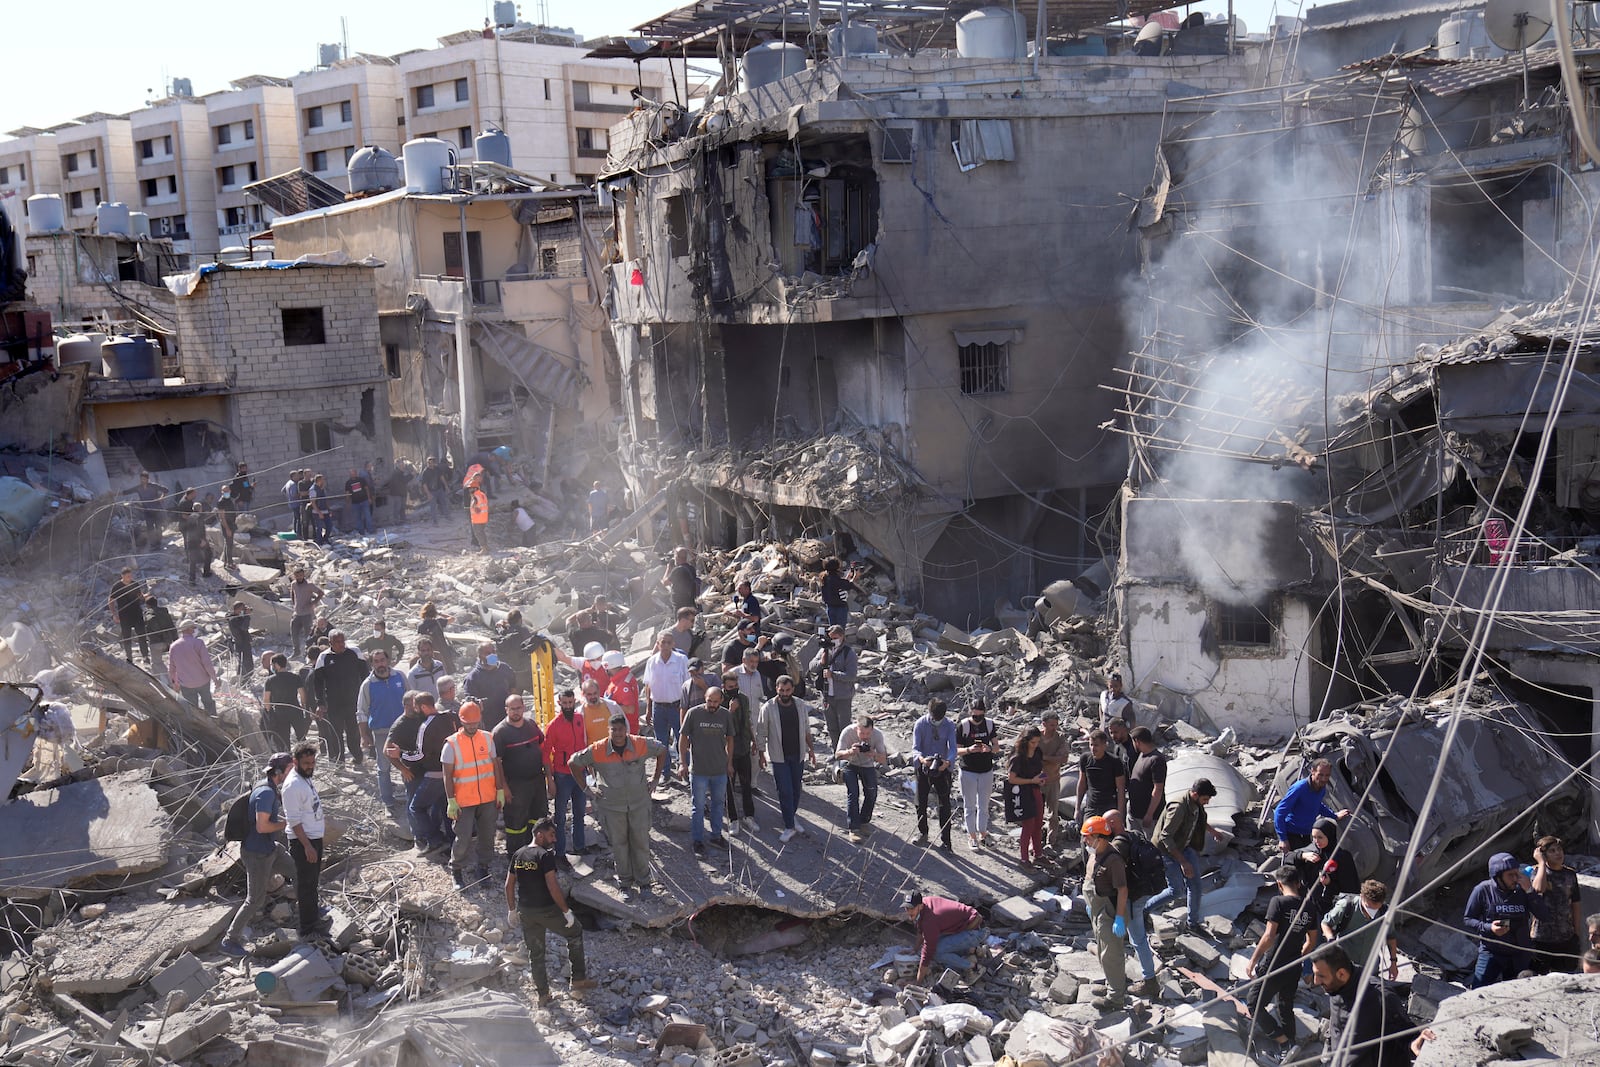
[
  {"x1": 56, "y1": 332, "x2": 107, "y2": 366},
  {"x1": 96, "y1": 202, "x2": 130, "y2": 237},
  {"x1": 251, "y1": 243, "x2": 275, "y2": 262},
  {"x1": 218, "y1": 246, "x2": 251, "y2": 265},
  {"x1": 741, "y1": 42, "x2": 807, "y2": 92},
  {"x1": 474, "y1": 127, "x2": 513, "y2": 168},
  {"x1": 828, "y1": 20, "x2": 880, "y2": 57},
  {"x1": 1439, "y1": 11, "x2": 1496, "y2": 59},
  {"x1": 403, "y1": 137, "x2": 456, "y2": 194},
  {"x1": 348, "y1": 145, "x2": 402, "y2": 194},
  {"x1": 101, "y1": 336, "x2": 158, "y2": 380},
  {"x1": 128, "y1": 212, "x2": 151, "y2": 239},
  {"x1": 26, "y1": 194, "x2": 65, "y2": 234},
  {"x1": 957, "y1": 7, "x2": 1027, "y2": 58}
]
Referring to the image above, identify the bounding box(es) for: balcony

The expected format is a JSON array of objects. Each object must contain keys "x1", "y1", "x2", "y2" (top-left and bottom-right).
[
  {"x1": 1432, "y1": 558, "x2": 1600, "y2": 654},
  {"x1": 417, "y1": 275, "x2": 501, "y2": 312}
]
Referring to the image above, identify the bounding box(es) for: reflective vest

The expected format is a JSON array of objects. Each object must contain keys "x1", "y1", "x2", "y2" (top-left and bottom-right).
[
  {"x1": 469, "y1": 489, "x2": 489, "y2": 525},
  {"x1": 606, "y1": 670, "x2": 640, "y2": 732},
  {"x1": 444, "y1": 729, "x2": 495, "y2": 806}
]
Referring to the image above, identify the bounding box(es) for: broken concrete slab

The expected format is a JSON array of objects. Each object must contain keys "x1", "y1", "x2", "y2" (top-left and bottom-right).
[
  {"x1": 991, "y1": 895, "x2": 1049, "y2": 929},
  {"x1": 0, "y1": 768, "x2": 171, "y2": 899},
  {"x1": 1003, "y1": 1009, "x2": 1116, "y2": 1065},
  {"x1": 148, "y1": 953, "x2": 216, "y2": 1004},
  {"x1": 1416, "y1": 921, "x2": 1478, "y2": 970},
  {"x1": 68, "y1": 646, "x2": 266, "y2": 760},
  {"x1": 134, "y1": 1005, "x2": 231, "y2": 1060},
  {"x1": 1414, "y1": 972, "x2": 1600, "y2": 1066},
  {"x1": 331, "y1": 989, "x2": 559, "y2": 1064},
  {"x1": 45, "y1": 897, "x2": 232, "y2": 994}
]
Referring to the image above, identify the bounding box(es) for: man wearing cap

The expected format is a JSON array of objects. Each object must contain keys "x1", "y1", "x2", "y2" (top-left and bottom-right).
[
  {"x1": 220, "y1": 753, "x2": 293, "y2": 956},
  {"x1": 955, "y1": 700, "x2": 999, "y2": 849},
  {"x1": 681, "y1": 657, "x2": 710, "y2": 712},
  {"x1": 1149, "y1": 778, "x2": 1227, "y2": 932},
  {"x1": 903, "y1": 891, "x2": 986, "y2": 982},
  {"x1": 542, "y1": 688, "x2": 589, "y2": 864},
  {"x1": 464, "y1": 642, "x2": 514, "y2": 731},
  {"x1": 680, "y1": 686, "x2": 734, "y2": 858},
  {"x1": 442, "y1": 702, "x2": 506, "y2": 886},
  {"x1": 555, "y1": 639, "x2": 612, "y2": 692},
  {"x1": 109, "y1": 566, "x2": 149, "y2": 664},
  {"x1": 506, "y1": 817, "x2": 598, "y2": 1006},
  {"x1": 493, "y1": 694, "x2": 548, "y2": 857},
  {"x1": 911, "y1": 698, "x2": 958, "y2": 851},
  {"x1": 603, "y1": 650, "x2": 642, "y2": 733},
  {"x1": 1037, "y1": 710, "x2": 1072, "y2": 841},
  {"x1": 356, "y1": 649, "x2": 408, "y2": 807},
  {"x1": 641, "y1": 631, "x2": 690, "y2": 773},
  {"x1": 568, "y1": 711, "x2": 668, "y2": 898},
  {"x1": 167, "y1": 619, "x2": 219, "y2": 715},
  {"x1": 1082, "y1": 815, "x2": 1131, "y2": 1010},
  {"x1": 809, "y1": 623, "x2": 858, "y2": 745},
  {"x1": 287, "y1": 567, "x2": 324, "y2": 659}
]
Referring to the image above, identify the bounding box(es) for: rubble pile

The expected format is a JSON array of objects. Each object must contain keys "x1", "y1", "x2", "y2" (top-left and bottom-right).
[
  {"x1": 2, "y1": 518, "x2": 1595, "y2": 1067},
  {"x1": 686, "y1": 427, "x2": 925, "y2": 513}
]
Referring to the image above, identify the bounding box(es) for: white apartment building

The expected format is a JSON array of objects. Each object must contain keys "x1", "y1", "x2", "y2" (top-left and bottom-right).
[
  {"x1": 130, "y1": 98, "x2": 217, "y2": 256},
  {"x1": 0, "y1": 129, "x2": 61, "y2": 236},
  {"x1": 293, "y1": 55, "x2": 405, "y2": 191},
  {"x1": 54, "y1": 115, "x2": 136, "y2": 228},
  {"x1": 206, "y1": 79, "x2": 298, "y2": 244}
]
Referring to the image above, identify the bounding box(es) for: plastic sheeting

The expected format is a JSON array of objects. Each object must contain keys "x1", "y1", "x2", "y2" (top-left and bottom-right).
[
  {"x1": 1435, "y1": 357, "x2": 1600, "y2": 432},
  {"x1": 1334, "y1": 438, "x2": 1461, "y2": 525}
]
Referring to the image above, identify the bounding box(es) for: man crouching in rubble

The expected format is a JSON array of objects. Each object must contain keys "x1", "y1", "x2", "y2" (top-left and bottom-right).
[
  {"x1": 904, "y1": 890, "x2": 986, "y2": 983},
  {"x1": 506, "y1": 818, "x2": 598, "y2": 1006}
]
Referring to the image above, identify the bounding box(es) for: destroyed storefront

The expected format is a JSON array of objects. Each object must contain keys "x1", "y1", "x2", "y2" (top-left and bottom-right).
[{"x1": 596, "y1": 19, "x2": 1273, "y2": 621}]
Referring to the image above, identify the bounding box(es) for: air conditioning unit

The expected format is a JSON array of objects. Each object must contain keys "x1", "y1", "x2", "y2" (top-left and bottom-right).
[{"x1": 152, "y1": 216, "x2": 174, "y2": 236}]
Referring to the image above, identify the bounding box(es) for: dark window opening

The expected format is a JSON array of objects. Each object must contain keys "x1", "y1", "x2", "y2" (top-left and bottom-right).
[
  {"x1": 385, "y1": 343, "x2": 401, "y2": 378},
  {"x1": 360, "y1": 388, "x2": 376, "y2": 437},
  {"x1": 415, "y1": 85, "x2": 435, "y2": 110},
  {"x1": 298, "y1": 420, "x2": 332, "y2": 454},
  {"x1": 108, "y1": 422, "x2": 210, "y2": 471},
  {"x1": 282, "y1": 307, "x2": 327, "y2": 346},
  {"x1": 665, "y1": 195, "x2": 689, "y2": 258},
  {"x1": 1431, "y1": 173, "x2": 1554, "y2": 302},
  {"x1": 442, "y1": 230, "x2": 484, "y2": 279},
  {"x1": 540, "y1": 247, "x2": 558, "y2": 273},
  {"x1": 882, "y1": 124, "x2": 915, "y2": 163},
  {"x1": 1215, "y1": 599, "x2": 1275, "y2": 647},
  {"x1": 766, "y1": 139, "x2": 880, "y2": 276},
  {"x1": 958, "y1": 342, "x2": 1009, "y2": 395}
]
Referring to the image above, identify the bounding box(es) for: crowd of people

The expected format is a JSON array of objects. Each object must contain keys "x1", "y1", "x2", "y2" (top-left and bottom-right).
[{"x1": 105, "y1": 528, "x2": 1592, "y2": 1048}]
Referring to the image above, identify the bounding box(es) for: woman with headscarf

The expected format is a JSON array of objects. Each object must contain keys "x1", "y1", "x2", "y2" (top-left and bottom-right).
[{"x1": 1297, "y1": 816, "x2": 1359, "y2": 918}]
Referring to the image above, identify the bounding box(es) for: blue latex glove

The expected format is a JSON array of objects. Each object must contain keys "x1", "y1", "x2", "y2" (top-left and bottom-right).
[{"x1": 1112, "y1": 915, "x2": 1127, "y2": 938}]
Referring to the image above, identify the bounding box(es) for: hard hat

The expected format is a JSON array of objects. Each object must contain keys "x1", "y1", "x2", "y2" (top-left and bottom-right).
[
  {"x1": 1080, "y1": 816, "x2": 1111, "y2": 839},
  {"x1": 458, "y1": 702, "x2": 483, "y2": 724},
  {"x1": 583, "y1": 641, "x2": 605, "y2": 662},
  {"x1": 601, "y1": 650, "x2": 626, "y2": 671}
]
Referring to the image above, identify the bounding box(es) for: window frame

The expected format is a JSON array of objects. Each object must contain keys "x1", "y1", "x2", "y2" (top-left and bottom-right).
[
  {"x1": 957, "y1": 341, "x2": 1010, "y2": 396},
  {"x1": 281, "y1": 307, "x2": 328, "y2": 346}
]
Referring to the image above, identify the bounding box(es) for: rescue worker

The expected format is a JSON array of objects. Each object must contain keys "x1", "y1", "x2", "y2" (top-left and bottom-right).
[
  {"x1": 441, "y1": 701, "x2": 506, "y2": 887},
  {"x1": 493, "y1": 694, "x2": 548, "y2": 857},
  {"x1": 468, "y1": 470, "x2": 490, "y2": 553},
  {"x1": 601, "y1": 650, "x2": 641, "y2": 732},
  {"x1": 577, "y1": 677, "x2": 617, "y2": 745},
  {"x1": 567, "y1": 711, "x2": 667, "y2": 900},
  {"x1": 506, "y1": 818, "x2": 598, "y2": 1006}
]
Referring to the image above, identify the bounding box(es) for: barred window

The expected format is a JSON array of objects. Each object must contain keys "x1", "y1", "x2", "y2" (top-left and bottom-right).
[
  {"x1": 1215, "y1": 599, "x2": 1274, "y2": 647},
  {"x1": 958, "y1": 342, "x2": 1009, "y2": 395}
]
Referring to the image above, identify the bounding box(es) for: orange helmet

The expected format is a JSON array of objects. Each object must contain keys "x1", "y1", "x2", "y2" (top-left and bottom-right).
[
  {"x1": 458, "y1": 701, "x2": 483, "y2": 724},
  {"x1": 1080, "y1": 816, "x2": 1111, "y2": 839}
]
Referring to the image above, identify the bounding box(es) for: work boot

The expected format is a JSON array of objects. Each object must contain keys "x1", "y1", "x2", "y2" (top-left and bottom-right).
[
  {"x1": 1134, "y1": 976, "x2": 1160, "y2": 998},
  {"x1": 452, "y1": 867, "x2": 465, "y2": 888},
  {"x1": 1091, "y1": 993, "x2": 1126, "y2": 1011},
  {"x1": 915, "y1": 832, "x2": 929, "y2": 847},
  {"x1": 536, "y1": 990, "x2": 554, "y2": 1007},
  {"x1": 693, "y1": 841, "x2": 707, "y2": 858},
  {"x1": 476, "y1": 866, "x2": 490, "y2": 882}
]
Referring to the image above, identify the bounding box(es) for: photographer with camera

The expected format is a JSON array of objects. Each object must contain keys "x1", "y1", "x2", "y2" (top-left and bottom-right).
[
  {"x1": 911, "y1": 698, "x2": 958, "y2": 852},
  {"x1": 834, "y1": 713, "x2": 887, "y2": 843}
]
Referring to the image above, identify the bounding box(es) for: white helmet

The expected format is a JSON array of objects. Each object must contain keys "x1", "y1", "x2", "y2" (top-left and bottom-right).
[
  {"x1": 601, "y1": 650, "x2": 626, "y2": 671},
  {"x1": 583, "y1": 641, "x2": 605, "y2": 662}
]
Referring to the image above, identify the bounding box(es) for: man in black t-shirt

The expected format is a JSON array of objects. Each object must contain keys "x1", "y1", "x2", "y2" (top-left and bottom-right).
[
  {"x1": 661, "y1": 547, "x2": 699, "y2": 610},
  {"x1": 1247, "y1": 866, "x2": 1319, "y2": 1058},
  {"x1": 1075, "y1": 729, "x2": 1126, "y2": 826},
  {"x1": 505, "y1": 818, "x2": 597, "y2": 1004},
  {"x1": 108, "y1": 567, "x2": 148, "y2": 664},
  {"x1": 1126, "y1": 726, "x2": 1168, "y2": 830},
  {"x1": 261, "y1": 654, "x2": 309, "y2": 749}
]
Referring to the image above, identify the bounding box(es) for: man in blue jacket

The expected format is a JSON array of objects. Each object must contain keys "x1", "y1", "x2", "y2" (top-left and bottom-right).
[
  {"x1": 357, "y1": 649, "x2": 409, "y2": 807},
  {"x1": 1273, "y1": 758, "x2": 1351, "y2": 852},
  {"x1": 1463, "y1": 851, "x2": 1550, "y2": 987}
]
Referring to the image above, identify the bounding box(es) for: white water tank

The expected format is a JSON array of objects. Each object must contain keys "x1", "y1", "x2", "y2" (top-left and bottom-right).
[
  {"x1": 218, "y1": 246, "x2": 251, "y2": 264},
  {"x1": 828, "y1": 20, "x2": 880, "y2": 57},
  {"x1": 56, "y1": 332, "x2": 107, "y2": 365},
  {"x1": 96, "y1": 202, "x2": 130, "y2": 236},
  {"x1": 1438, "y1": 11, "x2": 1499, "y2": 58},
  {"x1": 957, "y1": 7, "x2": 1027, "y2": 58},
  {"x1": 403, "y1": 137, "x2": 456, "y2": 194},
  {"x1": 128, "y1": 212, "x2": 151, "y2": 239},
  {"x1": 474, "y1": 127, "x2": 512, "y2": 167},
  {"x1": 26, "y1": 194, "x2": 65, "y2": 234},
  {"x1": 101, "y1": 336, "x2": 158, "y2": 380},
  {"x1": 348, "y1": 145, "x2": 402, "y2": 193},
  {"x1": 741, "y1": 42, "x2": 807, "y2": 91}
]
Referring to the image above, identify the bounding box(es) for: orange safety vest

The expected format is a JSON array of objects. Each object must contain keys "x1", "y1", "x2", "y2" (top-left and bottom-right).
[
  {"x1": 445, "y1": 729, "x2": 496, "y2": 806},
  {"x1": 469, "y1": 488, "x2": 489, "y2": 525}
]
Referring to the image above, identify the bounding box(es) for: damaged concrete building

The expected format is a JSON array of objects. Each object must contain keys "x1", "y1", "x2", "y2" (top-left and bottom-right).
[
  {"x1": 265, "y1": 164, "x2": 615, "y2": 483},
  {"x1": 590, "y1": 0, "x2": 1277, "y2": 622},
  {"x1": 1114, "y1": 18, "x2": 1600, "y2": 807}
]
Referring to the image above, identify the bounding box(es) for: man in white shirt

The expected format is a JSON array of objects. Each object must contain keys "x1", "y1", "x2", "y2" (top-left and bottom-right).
[
  {"x1": 640, "y1": 631, "x2": 689, "y2": 773},
  {"x1": 1099, "y1": 671, "x2": 1135, "y2": 726},
  {"x1": 280, "y1": 742, "x2": 328, "y2": 938}
]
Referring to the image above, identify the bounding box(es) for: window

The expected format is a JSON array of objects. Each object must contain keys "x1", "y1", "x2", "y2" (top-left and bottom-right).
[
  {"x1": 281, "y1": 307, "x2": 327, "y2": 346},
  {"x1": 69, "y1": 190, "x2": 84, "y2": 211},
  {"x1": 309, "y1": 150, "x2": 327, "y2": 171},
  {"x1": 539, "y1": 247, "x2": 558, "y2": 273},
  {"x1": 576, "y1": 127, "x2": 608, "y2": 157},
  {"x1": 139, "y1": 139, "x2": 154, "y2": 159},
  {"x1": 243, "y1": 119, "x2": 254, "y2": 140},
  {"x1": 170, "y1": 214, "x2": 187, "y2": 237},
  {"x1": 340, "y1": 100, "x2": 352, "y2": 123},
  {"x1": 246, "y1": 162, "x2": 257, "y2": 182},
  {"x1": 455, "y1": 77, "x2": 470, "y2": 102},
  {"x1": 665, "y1": 195, "x2": 689, "y2": 258},
  {"x1": 219, "y1": 165, "x2": 237, "y2": 186},
  {"x1": 143, "y1": 178, "x2": 159, "y2": 199},
  {"x1": 215, "y1": 124, "x2": 232, "y2": 146},
  {"x1": 1214, "y1": 599, "x2": 1275, "y2": 647},
  {"x1": 441, "y1": 230, "x2": 484, "y2": 279},
  {"x1": 415, "y1": 85, "x2": 435, "y2": 110},
  {"x1": 306, "y1": 105, "x2": 324, "y2": 129},
  {"x1": 164, "y1": 135, "x2": 172, "y2": 155},
  {"x1": 65, "y1": 152, "x2": 80, "y2": 173},
  {"x1": 882, "y1": 124, "x2": 915, "y2": 164},
  {"x1": 224, "y1": 206, "x2": 248, "y2": 227},
  {"x1": 0, "y1": 166, "x2": 8, "y2": 184},
  {"x1": 543, "y1": 78, "x2": 552, "y2": 101},
  {"x1": 458, "y1": 126, "x2": 472, "y2": 148},
  {"x1": 343, "y1": 145, "x2": 355, "y2": 164},
  {"x1": 385, "y1": 343, "x2": 401, "y2": 378},
  {"x1": 573, "y1": 82, "x2": 591, "y2": 105},
  {"x1": 958, "y1": 342, "x2": 1009, "y2": 395},
  {"x1": 88, "y1": 148, "x2": 97, "y2": 168},
  {"x1": 108, "y1": 422, "x2": 213, "y2": 471},
  {"x1": 297, "y1": 420, "x2": 333, "y2": 454}
]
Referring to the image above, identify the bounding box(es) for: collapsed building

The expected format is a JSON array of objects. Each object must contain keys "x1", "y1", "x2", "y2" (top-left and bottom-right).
[{"x1": 589, "y1": 0, "x2": 1281, "y2": 623}]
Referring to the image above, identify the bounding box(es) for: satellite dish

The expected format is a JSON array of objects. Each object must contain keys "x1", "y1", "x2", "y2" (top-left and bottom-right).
[{"x1": 1483, "y1": 0, "x2": 1552, "y2": 51}]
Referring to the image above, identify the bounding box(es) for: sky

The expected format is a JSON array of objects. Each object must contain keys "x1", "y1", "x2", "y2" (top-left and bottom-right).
[{"x1": 4, "y1": 0, "x2": 1292, "y2": 134}]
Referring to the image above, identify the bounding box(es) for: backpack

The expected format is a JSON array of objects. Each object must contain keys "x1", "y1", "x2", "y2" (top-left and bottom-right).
[
  {"x1": 1114, "y1": 830, "x2": 1169, "y2": 900},
  {"x1": 222, "y1": 791, "x2": 254, "y2": 842}
]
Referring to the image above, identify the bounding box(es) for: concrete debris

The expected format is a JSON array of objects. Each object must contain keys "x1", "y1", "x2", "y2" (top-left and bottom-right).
[
  {"x1": 1414, "y1": 972, "x2": 1600, "y2": 1065},
  {"x1": 43, "y1": 898, "x2": 232, "y2": 994},
  {"x1": 0, "y1": 768, "x2": 172, "y2": 898}
]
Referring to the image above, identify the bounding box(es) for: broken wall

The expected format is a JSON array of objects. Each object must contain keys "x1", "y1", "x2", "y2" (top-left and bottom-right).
[{"x1": 0, "y1": 362, "x2": 87, "y2": 452}]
